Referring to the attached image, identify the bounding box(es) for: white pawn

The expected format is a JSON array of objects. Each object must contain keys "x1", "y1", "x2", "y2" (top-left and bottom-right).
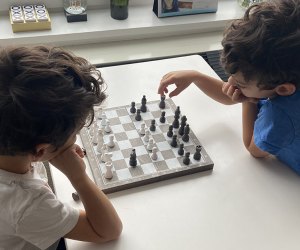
[
  {"x1": 147, "y1": 138, "x2": 154, "y2": 151},
  {"x1": 92, "y1": 129, "x2": 99, "y2": 145},
  {"x1": 101, "y1": 152, "x2": 112, "y2": 163},
  {"x1": 97, "y1": 107, "x2": 102, "y2": 119},
  {"x1": 107, "y1": 135, "x2": 115, "y2": 148},
  {"x1": 89, "y1": 121, "x2": 98, "y2": 137},
  {"x1": 151, "y1": 147, "x2": 158, "y2": 160},
  {"x1": 143, "y1": 130, "x2": 150, "y2": 143},
  {"x1": 96, "y1": 129, "x2": 104, "y2": 152},
  {"x1": 104, "y1": 120, "x2": 111, "y2": 133},
  {"x1": 139, "y1": 123, "x2": 146, "y2": 136},
  {"x1": 104, "y1": 161, "x2": 113, "y2": 179},
  {"x1": 100, "y1": 143, "x2": 108, "y2": 155},
  {"x1": 101, "y1": 114, "x2": 107, "y2": 127}
]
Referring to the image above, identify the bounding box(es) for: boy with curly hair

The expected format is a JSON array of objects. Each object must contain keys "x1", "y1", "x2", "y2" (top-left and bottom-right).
[
  {"x1": 0, "y1": 46, "x2": 122, "y2": 249},
  {"x1": 158, "y1": 0, "x2": 300, "y2": 174}
]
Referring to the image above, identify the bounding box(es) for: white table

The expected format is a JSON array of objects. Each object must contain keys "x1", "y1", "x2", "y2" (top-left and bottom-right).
[{"x1": 51, "y1": 55, "x2": 300, "y2": 250}]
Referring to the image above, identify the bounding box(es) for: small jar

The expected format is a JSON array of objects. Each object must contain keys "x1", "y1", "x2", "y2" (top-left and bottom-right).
[{"x1": 64, "y1": 0, "x2": 87, "y2": 15}]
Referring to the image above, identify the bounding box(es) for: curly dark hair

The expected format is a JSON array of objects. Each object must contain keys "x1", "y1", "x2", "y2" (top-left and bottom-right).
[
  {"x1": 221, "y1": 0, "x2": 300, "y2": 89},
  {"x1": 0, "y1": 46, "x2": 106, "y2": 155}
]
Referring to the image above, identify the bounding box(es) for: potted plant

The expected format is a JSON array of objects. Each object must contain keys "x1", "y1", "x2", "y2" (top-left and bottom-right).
[{"x1": 110, "y1": 0, "x2": 129, "y2": 20}]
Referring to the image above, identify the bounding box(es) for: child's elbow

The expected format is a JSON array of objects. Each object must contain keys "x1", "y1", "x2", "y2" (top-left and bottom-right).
[
  {"x1": 98, "y1": 221, "x2": 123, "y2": 243},
  {"x1": 246, "y1": 146, "x2": 269, "y2": 158}
]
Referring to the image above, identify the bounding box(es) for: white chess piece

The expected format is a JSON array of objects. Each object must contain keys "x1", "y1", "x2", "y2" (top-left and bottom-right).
[
  {"x1": 101, "y1": 114, "x2": 107, "y2": 127},
  {"x1": 89, "y1": 121, "x2": 98, "y2": 137},
  {"x1": 104, "y1": 120, "x2": 111, "y2": 133},
  {"x1": 151, "y1": 147, "x2": 158, "y2": 160},
  {"x1": 147, "y1": 138, "x2": 154, "y2": 151},
  {"x1": 104, "y1": 161, "x2": 113, "y2": 179},
  {"x1": 92, "y1": 128, "x2": 99, "y2": 145},
  {"x1": 107, "y1": 135, "x2": 115, "y2": 148},
  {"x1": 96, "y1": 129, "x2": 104, "y2": 152},
  {"x1": 143, "y1": 130, "x2": 150, "y2": 142},
  {"x1": 139, "y1": 123, "x2": 146, "y2": 136},
  {"x1": 100, "y1": 144, "x2": 108, "y2": 155},
  {"x1": 101, "y1": 152, "x2": 112, "y2": 163},
  {"x1": 97, "y1": 107, "x2": 102, "y2": 119}
]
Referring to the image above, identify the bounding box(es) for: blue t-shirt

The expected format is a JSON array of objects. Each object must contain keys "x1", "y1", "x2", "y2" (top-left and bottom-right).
[{"x1": 254, "y1": 91, "x2": 300, "y2": 174}]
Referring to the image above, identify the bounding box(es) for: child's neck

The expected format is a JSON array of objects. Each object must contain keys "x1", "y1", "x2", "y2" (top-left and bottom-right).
[{"x1": 0, "y1": 155, "x2": 32, "y2": 174}]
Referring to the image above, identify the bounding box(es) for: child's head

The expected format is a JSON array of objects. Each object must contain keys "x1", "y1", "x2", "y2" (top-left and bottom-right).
[
  {"x1": 221, "y1": 0, "x2": 300, "y2": 92},
  {"x1": 0, "y1": 46, "x2": 106, "y2": 156}
]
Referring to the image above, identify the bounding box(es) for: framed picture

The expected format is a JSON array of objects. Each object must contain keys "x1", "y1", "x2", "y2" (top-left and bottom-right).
[{"x1": 153, "y1": 0, "x2": 218, "y2": 18}]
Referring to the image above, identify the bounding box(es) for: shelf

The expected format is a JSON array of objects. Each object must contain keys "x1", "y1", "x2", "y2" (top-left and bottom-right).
[{"x1": 0, "y1": 0, "x2": 244, "y2": 46}]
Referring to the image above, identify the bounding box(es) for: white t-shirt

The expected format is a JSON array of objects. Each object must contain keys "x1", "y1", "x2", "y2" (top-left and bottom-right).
[{"x1": 0, "y1": 162, "x2": 79, "y2": 250}]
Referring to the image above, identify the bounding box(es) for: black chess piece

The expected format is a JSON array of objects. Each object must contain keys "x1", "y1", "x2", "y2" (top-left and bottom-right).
[
  {"x1": 183, "y1": 152, "x2": 191, "y2": 165},
  {"x1": 159, "y1": 111, "x2": 166, "y2": 123},
  {"x1": 193, "y1": 145, "x2": 202, "y2": 161},
  {"x1": 159, "y1": 95, "x2": 166, "y2": 109},
  {"x1": 178, "y1": 122, "x2": 185, "y2": 136},
  {"x1": 172, "y1": 116, "x2": 180, "y2": 129},
  {"x1": 182, "y1": 124, "x2": 190, "y2": 142},
  {"x1": 140, "y1": 95, "x2": 147, "y2": 112},
  {"x1": 129, "y1": 149, "x2": 137, "y2": 167},
  {"x1": 175, "y1": 106, "x2": 180, "y2": 119},
  {"x1": 178, "y1": 143, "x2": 184, "y2": 156},
  {"x1": 135, "y1": 109, "x2": 142, "y2": 121},
  {"x1": 170, "y1": 135, "x2": 178, "y2": 147},
  {"x1": 150, "y1": 119, "x2": 156, "y2": 132},
  {"x1": 180, "y1": 115, "x2": 187, "y2": 126},
  {"x1": 130, "y1": 101, "x2": 136, "y2": 113},
  {"x1": 167, "y1": 125, "x2": 173, "y2": 138}
]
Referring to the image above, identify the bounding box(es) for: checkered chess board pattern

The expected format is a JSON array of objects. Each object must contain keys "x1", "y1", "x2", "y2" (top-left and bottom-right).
[{"x1": 80, "y1": 98, "x2": 214, "y2": 193}]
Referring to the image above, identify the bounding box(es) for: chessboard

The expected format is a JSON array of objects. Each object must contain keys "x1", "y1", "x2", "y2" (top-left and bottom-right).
[{"x1": 80, "y1": 97, "x2": 214, "y2": 194}]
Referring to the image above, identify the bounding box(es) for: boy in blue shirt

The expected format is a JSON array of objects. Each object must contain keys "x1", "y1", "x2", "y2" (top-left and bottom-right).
[{"x1": 158, "y1": 0, "x2": 300, "y2": 174}]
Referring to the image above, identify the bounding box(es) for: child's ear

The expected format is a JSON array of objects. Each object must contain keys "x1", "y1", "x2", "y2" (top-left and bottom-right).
[
  {"x1": 275, "y1": 83, "x2": 296, "y2": 96},
  {"x1": 32, "y1": 143, "x2": 51, "y2": 161}
]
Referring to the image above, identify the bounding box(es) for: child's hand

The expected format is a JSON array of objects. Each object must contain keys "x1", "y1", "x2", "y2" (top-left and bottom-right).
[
  {"x1": 50, "y1": 144, "x2": 87, "y2": 182},
  {"x1": 222, "y1": 82, "x2": 258, "y2": 103},
  {"x1": 158, "y1": 70, "x2": 198, "y2": 97}
]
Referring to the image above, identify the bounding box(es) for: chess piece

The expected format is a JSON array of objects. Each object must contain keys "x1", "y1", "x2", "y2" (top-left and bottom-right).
[
  {"x1": 107, "y1": 135, "x2": 115, "y2": 148},
  {"x1": 130, "y1": 101, "x2": 136, "y2": 113},
  {"x1": 92, "y1": 130, "x2": 98, "y2": 145},
  {"x1": 140, "y1": 95, "x2": 147, "y2": 112},
  {"x1": 100, "y1": 144, "x2": 108, "y2": 155},
  {"x1": 172, "y1": 115, "x2": 180, "y2": 129},
  {"x1": 89, "y1": 121, "x2": 98, "y2": 137},
  {"x1": 129, "y1": 149, "x2": 137, "y2": 167},
  {"x1": 104, "y1": 120, "x2": 111, "y2": 133},
  {"x1": 135, "y1": 109, "x2": 142, "y2": 121},
  {"x1": 170, "y1": 135, "x2": 178, "y2": 147},
  {"x1": 178, "y1": 143, "x2": 184, "y2": 156},
  {"x1": 175, "y1": 106, "x2": 180, "y2": 119},
  {"x1": 101, "y1": 152, "x2": 112, "y2": 163},
  {"x1": 143, "y1": 130, "x2": 150, "y2": 142},
  {"x1": 150, "y1": 119, "x2": 156, "y2": 132},
  {"x1": 182, "y1": 124, "x2": 190, "y2": 142},
  {"x1": 178, "y1": 122, "x2": 185, "y2": 136},
  {"x1": 159, "y1": 111, "x2": 166, "y2": 123},
  {"x1": 101, "y1": 114, "x2": 107, "y2": 127},
  {"x1": 139, "y1": 123, "x2": 146, "y2": 136},
  {"x1": 96, "y1": 107, "x2": 102, "y2": 119},
  {"x1": 104, "y1": 161, "x2": 113, "y2": 179},
  {"x1": 183, "y1": 152, "x2": 191, "y2": 165},
  {"x1": 193, "y1": 145, "x2": 202, "y2": 161},
  {"x1": 151, "y1": 147, "x2": 158, "y2": 160},
  {"x1": 159, "y1": 95, "x2": 166, "y2": 109},
  {"x1": 167, "y1": 125, "x2": 173, "y2": 138},
  {"x1": 147, "y1": 138, "x2": 154, "y2": 151},
  {"x1": 96, "y1": 129, "x2": 104, "y2": 152},
  {"x1": 181, "y1": 115, "x2": 187, "y2": 126}
]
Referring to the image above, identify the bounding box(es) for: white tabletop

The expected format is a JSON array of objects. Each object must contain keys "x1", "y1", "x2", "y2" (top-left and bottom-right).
[{"x1": 51, "y1": 55, "x2": 300, "y2": 250}]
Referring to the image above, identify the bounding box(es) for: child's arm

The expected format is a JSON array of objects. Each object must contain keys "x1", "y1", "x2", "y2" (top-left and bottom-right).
[
  {"x1": 158, "y1": 70, "x2": 235, "y2": 105},
  {"x1": 50, "y1": 144, "x2": 122, "y2": 243}
]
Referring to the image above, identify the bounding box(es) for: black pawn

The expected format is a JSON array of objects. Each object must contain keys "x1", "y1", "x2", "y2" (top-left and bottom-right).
[
  {"x1": 182, "y1": 124, "x2": 190, "y2": 142},
  {"x1": 180, "y1": 115, "x2": 187, "y2": 126},
  {"x1": 178, "y1": 143, "x2": 184, "y2": 156},
  {"x1": 140, "y1": 95, "x2": 147, "y2": 112},
  {"x1": 159, "y1": 111, "x2": 166, "y2": 123},
  {"x1": 159, "y1": 95, "x2": 166, "y2": 109},
  {"x1": 129, "y1": 149, "x2": 137, "y2": 167},
  {"x1": 183, "y1": 152, "x2": 191, "y2": 165},
  {"x1": 175, "y1": 106, "x2": 180, "y2": 119},
  {"x1": 167, "y1": 125, "x2": 173, "y2": 138},
  {"x1": 135, "y1": 109, "x2": 142, "y2": 121},
  {"x1": 178, "y1": 122, "x2": 185, "y2": 136},
  {"x1": 130, "y1": 101, "x2": 136, "y2": 113},
  {"x1": 172, "y1": 116, "x2": 180, "y2": 129},
  {"x1": 170, "y1": 135, "x2": 178, "y2": 148},
  {"x1": 193, "y1": 145, "x2": 202, "y2": 161},
  {"x1": 150, "y1": 119, "x2": 156, "y2": 132}
]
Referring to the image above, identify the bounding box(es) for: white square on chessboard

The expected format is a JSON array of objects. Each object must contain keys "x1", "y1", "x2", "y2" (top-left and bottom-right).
[
  {"x1": 165, "y1": 158, "x2": 182, "y2": 169},
  {"x1": 141, "y1": 163, "x2": 157, "y2": 175},
  {"x1": 164, "y1": 108, "x2": 174, "y2": 117},
  {"x1": 115, "y1": 168, "x2": 132, "y2": 181},
  {"x1": 149, "y1": 126, "x2": 162, "y2": 135},
  {"x1": 126, "y1": 130, "x2": 140, "y2": 139},
  {"x1": 156, "y1": 141, "x2": 171, "y2": 152},
  {"x1": 111, "y1": 151, "x2": 124, "y2": 161},
  {"x1": 119, "y1": 115, "x2": 132, "y2": 124},
  {"x1": 133, "y1": 120, "x2": 143, "y2": 129},
  {"x1": 117, "y1": 140, "x2": 132, "y2": 150},
  {"x1": 134, "y1": 145, "x2": 148, "y2": 156},
  {"x1": 111, "y1": 124, "x2": 125, "y2": 133},
  {"x1": 104, "y1": 110, "x2": 118, "y2": 119},
  {"x1": 147, "y1": 103, "x2": 159, "y2": 112},
  {"x1": 142, "y1": 112, "x2": 155, "y2": 120}
]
